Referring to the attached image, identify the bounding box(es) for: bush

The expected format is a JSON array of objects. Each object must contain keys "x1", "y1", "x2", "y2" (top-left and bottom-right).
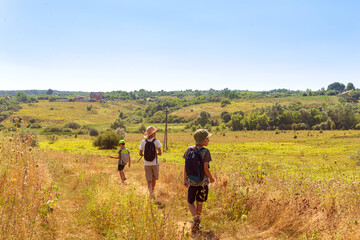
[
  {"x1": 111, "y1": 119, "x2": 126, "y2": 130},
  {"x1": 114, "y1": 128, "x2": 127, "y2": 139},
  {"x1": 93, "y1": 131, "x2": 120, "y2": 149},
  {"x1": 63, "y1": 128, "x2": 73, "y2": 133},
  {"x1": 89, "y1": 128, "x2": 99, "y2": 136},
  {"x1": 138, "y1": 124, "x2": 146, "y2": 133},
  {"x1": 355, "y1": 123, "x2": 360, "y2": 130},
  {"x1": 44, "y1": 127, "x2": 63, "y2": 133},
  {"x1": 221, "y1": 98, "x2": 231, "y2": 107},
  {"x1": 30, "y1": 123, "x2": 42, "y2": 129},
  {"x1": 29, "y1": 118, "x2": 36, "y2": 124},
  {"x1": 64, "y1": 122, "x2": 81, "y2": 129}
]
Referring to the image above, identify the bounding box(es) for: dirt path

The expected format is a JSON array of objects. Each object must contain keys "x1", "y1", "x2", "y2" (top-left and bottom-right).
[{"x1": 48, "y1": 152, "x2": 249, "y2": 239}]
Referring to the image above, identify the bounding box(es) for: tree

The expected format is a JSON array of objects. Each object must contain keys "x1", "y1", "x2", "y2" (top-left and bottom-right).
[
  {"x1": 345, "y1": 82, "x2": 355, "y2": 91},
  {"x1": 46, "y1": 89, "x2": 54, "y2": 95},
  {"x1": 326, "y1": 103, "x2": 357, "y2": 129},
  {"x1": 230, "y1": 114, "x2": 243, "y2": 131},
  {"x1": 111, "y1": 118, "x2": 126, "y2": 130},
  {"x1": 195, "y1": 111, "x2": 212, "y2": 127},
  {"x1": 327, "y1": 82, "x2": 345, "y2": 92},
  {"x1": 221, "y1": 111, "x2": 232, "y2": 123}
]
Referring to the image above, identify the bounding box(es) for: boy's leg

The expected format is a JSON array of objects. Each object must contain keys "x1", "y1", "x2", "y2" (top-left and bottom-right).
[
  {"x1": 145, "y1": 166, "x2": 155, "y2": 198},
  {"x1": 195, "y1": 201, "x2": 203, "y2": 217},
  {"x1": 120, "y1": 170, "x2": 126, "y2": 182},
  {"x1": 151, "y1": 179, "x2": 156, "y2": 191},
  {"x1": 188, "y1": 186, "x2": 199, "y2": 218}
]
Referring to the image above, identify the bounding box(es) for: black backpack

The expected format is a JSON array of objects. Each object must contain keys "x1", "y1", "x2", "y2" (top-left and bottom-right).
[
  {"x1": 144, "y1": 139, "x2": 157, "y2": 161},
  {"x1": 185, "y1": 147, "x2": 205, "y2": 183}
]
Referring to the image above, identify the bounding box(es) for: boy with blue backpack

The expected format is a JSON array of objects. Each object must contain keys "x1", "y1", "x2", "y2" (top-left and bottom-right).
[
  {"x1": 110, "y1": 140, "x2": 131, "y2": 183},
  {"x1": 183, "y1": 129, "x2": 215, "y2": 233}
]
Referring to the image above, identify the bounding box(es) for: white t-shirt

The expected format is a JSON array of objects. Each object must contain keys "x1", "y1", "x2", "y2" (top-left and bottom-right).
[{"x1": 139, "y1": 138, "x2": 162, "y2": 166}]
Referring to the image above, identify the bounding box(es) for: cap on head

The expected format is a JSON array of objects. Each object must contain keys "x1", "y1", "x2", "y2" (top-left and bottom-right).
[
  {"x1": 144, "y1": 126, "x2": 159, "y2": 139},
  {"x1": 193, "y1": 129, "x2": 212, "y2": 145},
  {"x1": 119, "y1": 140, "x2": 125, "y2": 145}
]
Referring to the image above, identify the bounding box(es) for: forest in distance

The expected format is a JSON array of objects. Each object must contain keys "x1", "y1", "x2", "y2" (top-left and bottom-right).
[{"x1": 1, "y1": 81, "x2": 360, "y2": 134}]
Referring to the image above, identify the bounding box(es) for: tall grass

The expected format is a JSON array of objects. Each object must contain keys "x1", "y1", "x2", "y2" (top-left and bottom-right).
[{"x1": 0, "y1": 133, "x2": 57, "y2": 239}]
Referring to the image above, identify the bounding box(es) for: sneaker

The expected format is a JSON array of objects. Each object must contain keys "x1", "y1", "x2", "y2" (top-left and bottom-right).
[{"x1": 191, "y1": 217, "x2": 201, "y2": 233}]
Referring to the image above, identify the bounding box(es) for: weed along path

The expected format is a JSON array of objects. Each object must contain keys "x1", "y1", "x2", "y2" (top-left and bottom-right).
[{"x1": 46, "y1": 151, "x2": 103, "y2": 239}]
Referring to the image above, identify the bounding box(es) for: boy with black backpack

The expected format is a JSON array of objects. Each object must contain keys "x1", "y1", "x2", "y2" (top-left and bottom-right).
[
  {"x1": 139, "y1": 126, "x2": 162, "y2": 199},
  {"x1": 110, "y1": 140, "x2": 131, "y2": 183},
  {"x1": 183, "y1": 129, "x2": 215, "y2": 233}
]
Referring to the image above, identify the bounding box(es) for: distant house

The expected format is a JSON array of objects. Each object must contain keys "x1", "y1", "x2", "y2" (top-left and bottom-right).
[
  {"x1": 5, "y1": 96, "x2": 11, "y2": 101},
  {"x1": 342, "y1": 91, "x2": 350, "y2": 97},
  {"x1": 90, "y1": 92, "x2": 103, "y2": 101},
  {"x1": 74, "y1": 96, "x2": 84, "y2": 101}
]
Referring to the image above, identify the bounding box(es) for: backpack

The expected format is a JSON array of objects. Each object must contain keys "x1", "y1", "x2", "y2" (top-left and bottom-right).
[
  {"x1": 144, "y1": 139, "x2": 157, "y2": 161},
  {"x1": 119, "y1": 148, "x2": 130, "y2": 164},
  {"x1": 185, "y1": 147, "x2": 205, "y2": 183}
]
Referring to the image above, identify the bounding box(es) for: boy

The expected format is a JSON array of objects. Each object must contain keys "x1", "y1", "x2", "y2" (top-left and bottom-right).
[
  {"x1": 183, "y1": 129, "x2": 215, "y2": 233},
  {"x1": 139, "y1": 126, "x2": 162, "y2": 199},
  {"x1": 110, "y1": 140, "x2": 131, "y2": 183}
]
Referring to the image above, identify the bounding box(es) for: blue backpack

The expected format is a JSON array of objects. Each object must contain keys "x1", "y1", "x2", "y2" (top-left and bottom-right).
[{"x1": 185, "y1": 147, "x2": 206, "y2": 183}]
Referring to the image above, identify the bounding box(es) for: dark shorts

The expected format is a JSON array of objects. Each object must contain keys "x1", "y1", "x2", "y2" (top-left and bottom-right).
[
  {"x1": 118, "y1": 164, "x2": 125, "y2": 171},
  {"x1": 187, "y1": 185, "x2": 209, "y2": 204}
]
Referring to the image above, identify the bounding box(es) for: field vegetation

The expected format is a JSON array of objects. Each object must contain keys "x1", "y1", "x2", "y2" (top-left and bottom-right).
[
  {"x1": 3, "y1": 129, "x2": 360, "y2": 239},
  {"x1": 1, "y1": 83, "x2": 360, "y2": 239}
]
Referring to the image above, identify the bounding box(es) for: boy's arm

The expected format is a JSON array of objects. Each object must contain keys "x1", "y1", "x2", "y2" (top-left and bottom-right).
[
  {"x1": 139, "y1": 150, "x2": 143, "y2": 156},
  {"x1": 157, "y1": 147, "x2": 162, "y2": 156},
  {"x1": 129, "y1": 155, "x2": 131, "y2": 167},
  {"x1": 110, "y1": 155, "x2": 120, "y2": 159},
  {"x1": 204, "y1": 162, "x2": 215, "y2": 183},
  {"x1": 184, "y1": 167, "x2": 188, "y2": 186}
]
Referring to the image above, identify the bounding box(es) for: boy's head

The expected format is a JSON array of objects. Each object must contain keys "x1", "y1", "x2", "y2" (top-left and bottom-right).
[
  {"x1": 144, "y1": 126, "x2": 159, "y2": 139},
  {"x1": 194, "y1": 129, "x2": 212, "y2": 146},
  {"x1": 119, "y1": 140, "x2": 125, "y2": 147}
]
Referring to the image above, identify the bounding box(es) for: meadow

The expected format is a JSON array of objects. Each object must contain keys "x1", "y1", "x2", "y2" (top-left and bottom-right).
[
  {"x1": 2, "y1": 129, "x2": 360, "y2": 239},
  {"x1": 171, "y1": 95, "x2": 337, "y2": 118},
  {"x1": 2, "y1": 97, "x2": 360, "y2": 239}
]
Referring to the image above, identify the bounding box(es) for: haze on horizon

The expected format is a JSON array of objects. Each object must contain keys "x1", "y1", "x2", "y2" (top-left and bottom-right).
[{"x1": 0, "y1": 0, "x2": 359, "y2": 92}]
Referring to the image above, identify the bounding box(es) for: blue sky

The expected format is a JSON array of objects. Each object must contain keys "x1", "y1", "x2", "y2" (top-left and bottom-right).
[{"x1": 0, "y1": 0, "x2": 359, "y2": 92}]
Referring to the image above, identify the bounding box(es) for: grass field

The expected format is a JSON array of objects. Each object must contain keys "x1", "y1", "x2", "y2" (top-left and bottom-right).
[
  {"x1": 6, "y1": 96, "x2": 338, "y2": 129},
  {"x1": 3, "y1": 128, "x2": 360, "y2": 239},
  {"x1": 9, "y1": 100, "x2": 144, "y2": 127},
  {"x1": 3, "y1": 96, "x2": 360, "y2": 239},
  {"x1": 171, "y1": 95, "x2": 338, "y2": 119}
]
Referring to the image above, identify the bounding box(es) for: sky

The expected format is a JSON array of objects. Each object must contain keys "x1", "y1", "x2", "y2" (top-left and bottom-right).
[{"x1": 0, "y1": 0, "x2": 359, "y2": 92}]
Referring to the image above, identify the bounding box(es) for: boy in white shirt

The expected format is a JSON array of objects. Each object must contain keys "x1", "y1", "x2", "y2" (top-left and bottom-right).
[{"x1": 139, "y1": 126, "x2": 162, "y2": 199}]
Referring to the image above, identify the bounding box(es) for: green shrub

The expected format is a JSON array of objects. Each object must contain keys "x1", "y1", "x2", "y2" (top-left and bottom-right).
[
  {"x1": 111, "y1": 119, "x2": 126, "y2": 131},
  {"x1": 93, "y1": 131, "x2": 120, "y2": 149},
  {"x1": 138, "y1": 124, "x2": 146, "y2": 133},
  {"x1": 64, "y1": 122, "x2": 81, "y2": 129},
  {"x1": 30, "y1": 123, "x2": 42, "y2": 129},
  {"x1": 44, "y1": 127, "x2": 63, "y2": 133},
  {"x1": 63, "y1": 128, "x2": 73, "y2": 133},
  {"x1": 89, "y1": 128, "x2": 99, "y2": 136}
]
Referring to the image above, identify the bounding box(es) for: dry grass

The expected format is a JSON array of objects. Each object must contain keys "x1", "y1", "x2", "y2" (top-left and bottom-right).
[
  {"x1": 8, "y1": 100, "x2": 143, "y2": 127},
  {"x1": 0, "y1": 133, "x2": 57, "y2": 239}
]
